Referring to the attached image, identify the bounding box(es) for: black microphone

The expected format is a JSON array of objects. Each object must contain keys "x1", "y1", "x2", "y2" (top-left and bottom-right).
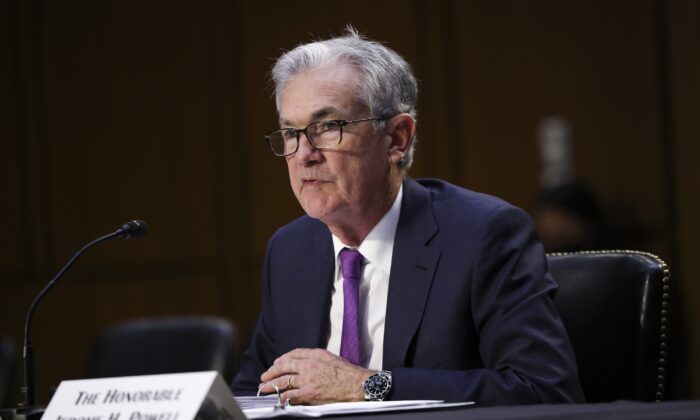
[
  {"x1": 116, "y1": 220, "x2": 148, "y2": 239},
  {"x1": 17, "y1": 220, "x2": 148, "y2": 414}
]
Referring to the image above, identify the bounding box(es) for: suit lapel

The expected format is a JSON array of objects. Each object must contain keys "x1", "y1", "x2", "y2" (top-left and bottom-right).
[
  {"x1": 291, "y1": 225, "x2": 334, "y2": 349},
  {"x1": 383, "y1": 178, "x2": 441, "y2": 369}
]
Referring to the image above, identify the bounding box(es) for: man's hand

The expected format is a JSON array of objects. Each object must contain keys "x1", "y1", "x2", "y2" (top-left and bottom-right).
[{"x1": 259, "y1": 348, "x2": 374, "y2": 405}]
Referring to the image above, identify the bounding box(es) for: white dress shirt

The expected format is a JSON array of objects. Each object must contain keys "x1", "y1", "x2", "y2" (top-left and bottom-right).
[{"x1": 326, "y1": 185, "x2": 403, "y2": 370}]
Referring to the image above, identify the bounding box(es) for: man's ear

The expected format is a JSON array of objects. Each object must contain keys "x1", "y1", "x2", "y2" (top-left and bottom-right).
[{"x1": 385, "y1": 114, "x2": 416, "y2": 164}]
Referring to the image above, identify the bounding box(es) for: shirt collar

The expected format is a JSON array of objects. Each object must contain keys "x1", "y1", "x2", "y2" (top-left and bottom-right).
[{"x1": 332, "y1": 184, "x2": 403, "y2": 274}]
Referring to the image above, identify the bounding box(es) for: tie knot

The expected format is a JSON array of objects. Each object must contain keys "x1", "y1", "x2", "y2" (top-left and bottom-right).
[{"x1": 339, "y1": 248, "x2": 364, "y2": 279}]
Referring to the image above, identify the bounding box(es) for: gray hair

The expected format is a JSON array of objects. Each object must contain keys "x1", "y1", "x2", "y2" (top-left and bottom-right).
[{"x1": 271, "y1": 27, "x2": 418, "y2": 170}]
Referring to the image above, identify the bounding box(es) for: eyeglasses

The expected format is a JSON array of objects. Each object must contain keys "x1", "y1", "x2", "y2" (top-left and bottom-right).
[{"x1": 265, "y1": 116, "x2": 390, "y2": 157}]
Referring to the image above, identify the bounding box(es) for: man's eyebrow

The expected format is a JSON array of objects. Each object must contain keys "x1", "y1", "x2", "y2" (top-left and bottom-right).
[
  {"x1": 279, "y1": 107, "x2": 342, "y2": 127},
  {"x1": 311, "y1": 107, "x2": 338, "y2": 120}
]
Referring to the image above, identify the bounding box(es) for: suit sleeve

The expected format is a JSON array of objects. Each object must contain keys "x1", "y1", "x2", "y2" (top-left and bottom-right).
[
  {"x1": 390, "y1": 205, "x2": 585, "y2": 405},
  {"x1": 230, "y1": 236, "x2": 277, "y2": 395}
]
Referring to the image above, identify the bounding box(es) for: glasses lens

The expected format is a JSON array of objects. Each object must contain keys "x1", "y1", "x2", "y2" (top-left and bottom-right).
[
  {"x1": 267, "y1": 129, "x2": 297, "y2": 156},
  {"x1": 308, "y1": 121, "x2": 342, "y2": 149}
]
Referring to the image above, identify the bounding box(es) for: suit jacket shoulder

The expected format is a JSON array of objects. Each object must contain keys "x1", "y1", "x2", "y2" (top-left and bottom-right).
[{"x1": 387, "y1": 178, "x2": 583, "y2": 404}]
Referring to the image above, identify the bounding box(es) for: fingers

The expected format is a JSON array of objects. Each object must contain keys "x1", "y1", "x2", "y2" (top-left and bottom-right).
[
  {"x1": 257, "y1": 381, "x2": 274, "y2": 397},
  {"x1": 258, "y1": 383, "x2": 310, "y2": 406},
  {"x1": 258, "y1": 373, "x2": 297, "y2": 392},
  {"x1": 280, "y1": 377, "x2": 326, "y2": 406},
  {"x1": 280, "y1": 388, "x2": 305, "y2": 405},
  {"x1": 261, "y1": 359, "x2": 301, "y2": 382},
  {"x1": 261, "y1": 348, "x2": 339, "y2": 382},
  {"x1": 258, "y1": 347, "x2": 368, "y2": 404}
]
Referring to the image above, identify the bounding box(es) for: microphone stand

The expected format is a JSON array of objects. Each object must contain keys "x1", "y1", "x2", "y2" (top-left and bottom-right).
[
  {"x1": 17, "y1": 231, "x2": 120, "y2": 418},
  {"x1": 5, "y1": 220, "x2": 147, "y2": 420}
]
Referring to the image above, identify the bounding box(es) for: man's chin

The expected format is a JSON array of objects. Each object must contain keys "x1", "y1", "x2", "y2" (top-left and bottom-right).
[
  {"x1": 301, "y1": 201, "x2": 346, "y2": 226},
  {"x1": 299, "y1": 199, "x2": 331, "y2": 220},
  {"x1": 302, "y1": 207, "x2": 330, "y2": 221}
]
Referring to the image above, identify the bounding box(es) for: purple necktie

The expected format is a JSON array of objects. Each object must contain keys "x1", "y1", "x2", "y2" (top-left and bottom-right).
[{"x1": 339, "y1": 248, "x2": 364, "y2": 366}]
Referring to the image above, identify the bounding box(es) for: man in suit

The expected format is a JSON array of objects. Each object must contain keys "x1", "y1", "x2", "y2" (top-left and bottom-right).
[{"x1": 232, "y1": 28, "x2": 584, "y2": 406}]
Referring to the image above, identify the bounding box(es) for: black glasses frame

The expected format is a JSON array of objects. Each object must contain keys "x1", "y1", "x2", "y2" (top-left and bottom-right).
[{"x1": 265, "y1": 116, "x2": 391, "y2": 157}]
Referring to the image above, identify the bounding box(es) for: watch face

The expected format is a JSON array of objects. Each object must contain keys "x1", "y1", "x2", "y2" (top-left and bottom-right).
[{"x1": 364, "y1": 371, "x2": 392, "y2": 400}]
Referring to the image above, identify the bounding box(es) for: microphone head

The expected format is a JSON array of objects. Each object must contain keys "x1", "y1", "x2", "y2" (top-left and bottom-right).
[{"x1": 117, "y1": 220, "x2": 148, "y2": 239}]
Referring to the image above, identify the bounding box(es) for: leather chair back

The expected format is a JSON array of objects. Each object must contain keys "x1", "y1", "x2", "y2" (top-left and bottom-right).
[
  {"x1": 88, "y1": 316, "x2": 237, "y2": 382},
  {"x1": 547, "y1": 250, "x2": 670, "y2": 402}
]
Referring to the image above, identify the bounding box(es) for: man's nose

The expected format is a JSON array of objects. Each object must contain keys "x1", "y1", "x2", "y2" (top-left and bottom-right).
[{"x1": 295, "y1": 133, "x2": 322, "y2": 163}]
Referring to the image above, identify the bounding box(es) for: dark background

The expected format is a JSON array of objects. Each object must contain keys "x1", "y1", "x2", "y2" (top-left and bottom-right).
[{"x1": 1, "y1": 0, "x2": 698, "y2": 405}]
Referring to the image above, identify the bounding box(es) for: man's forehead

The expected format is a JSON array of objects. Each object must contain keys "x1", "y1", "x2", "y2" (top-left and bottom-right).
[
  {"x1": 279, "y1": 106, "x2": 346, "y2": 126},
  {"x1": 277, "y1": 64, "x2": 365, "y2": 125}
]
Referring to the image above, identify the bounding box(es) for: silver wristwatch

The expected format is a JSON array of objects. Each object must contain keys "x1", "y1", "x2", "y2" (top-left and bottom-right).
[{"x1": 363, "y1": 370, "x2": 392, "y2": 401}]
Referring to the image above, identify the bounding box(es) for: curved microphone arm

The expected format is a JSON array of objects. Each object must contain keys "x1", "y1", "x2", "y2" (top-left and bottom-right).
[
  {"x1": 19, "y1": 220, "x2": 147, "y2": 408},
  {"x1": 22, "y1": 231, "x2": 118, "y2": 349}
]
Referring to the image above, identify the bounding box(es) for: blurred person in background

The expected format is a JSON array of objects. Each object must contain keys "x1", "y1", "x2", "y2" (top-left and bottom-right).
[{"x1": 533, "y1": 180, "x2": 605, "y2": 253}]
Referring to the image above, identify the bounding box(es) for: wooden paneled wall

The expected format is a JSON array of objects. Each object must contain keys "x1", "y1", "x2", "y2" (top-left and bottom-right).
[{"x1": 1, "y1": 0, "x2": 698, "y2": 404}]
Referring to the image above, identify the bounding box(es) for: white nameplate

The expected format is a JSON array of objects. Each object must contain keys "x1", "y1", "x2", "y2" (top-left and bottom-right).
[{"x1": 42, "y1": 371, "x2": 246, "y2": 420}]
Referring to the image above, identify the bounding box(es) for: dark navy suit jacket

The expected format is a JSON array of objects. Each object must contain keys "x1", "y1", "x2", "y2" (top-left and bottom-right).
[{"x1": 232, "y1": 178, "x2": 585, "y2": 405}]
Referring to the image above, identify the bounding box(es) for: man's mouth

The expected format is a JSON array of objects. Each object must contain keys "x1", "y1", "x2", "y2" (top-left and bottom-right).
[{"x1": 302, "y1": 178, "x2": 328, "y2": 185}]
